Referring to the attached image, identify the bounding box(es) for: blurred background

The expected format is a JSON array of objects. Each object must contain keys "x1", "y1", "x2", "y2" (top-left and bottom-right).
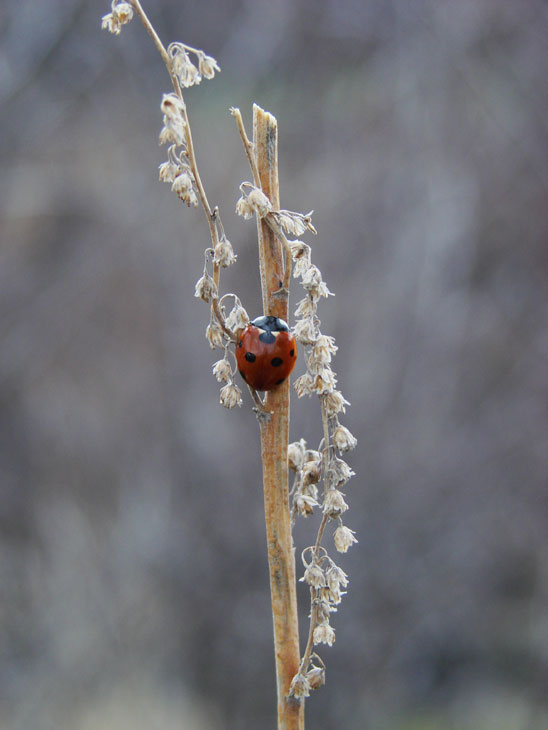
[{"x1": 1, "y1": 0, "x2": 547, "y2": 728}]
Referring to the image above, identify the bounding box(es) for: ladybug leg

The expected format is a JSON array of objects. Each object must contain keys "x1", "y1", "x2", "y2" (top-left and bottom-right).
[
  {"x1": 254, "y1": 407, "x2": 272, "y2": 424},
  {"x1": 248, "y1": 385, "x2": 272, "y2": 422}
]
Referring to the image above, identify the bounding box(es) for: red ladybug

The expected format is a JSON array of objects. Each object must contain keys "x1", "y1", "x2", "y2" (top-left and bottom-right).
[{"x1": 236, "y1": 315, "x2": 297, "y2": 391}]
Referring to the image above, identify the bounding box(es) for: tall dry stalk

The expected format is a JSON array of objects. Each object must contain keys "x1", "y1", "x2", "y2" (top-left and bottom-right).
[
  {"x1": 101, "y1": 2, "x2": 357, "y2": 728},
  {"x1": 253, "y1": 106, "x2": 303, "y2": 730}
]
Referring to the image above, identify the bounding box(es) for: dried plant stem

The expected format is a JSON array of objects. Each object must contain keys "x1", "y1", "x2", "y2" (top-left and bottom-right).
[
  {"x1": 211, "y1": 297, "x2": 237, "y2": 342},
  {"x1": 232, "y1": 106, "x2": 291, "y2": 295},
  {"x1": 319, "y1": 396, "x2": 332, "y2": 504},
  {"x1": 254, "y1": 104, "x2": 304, "y2": 730},
  {"x1": 298, "y1": 514, "x2": 328, "y2": 676},
  {"x1": 295, "y1": 398, "x2": 332, "y2": 677},
  {"x1": 231, "y1": 107, "x2": 261, "y2": 188},
  {"x1": 128, "y1": 0, "x2": 170, "y2": 65}
]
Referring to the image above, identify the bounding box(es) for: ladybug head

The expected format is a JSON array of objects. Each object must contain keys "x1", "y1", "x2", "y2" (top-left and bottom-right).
[
  {"x1": 250, "y1": 315, "x2": 290, "y2": 346},
  {"x1": 251, "y1": 315, "x2": 289, "y2": 333}
]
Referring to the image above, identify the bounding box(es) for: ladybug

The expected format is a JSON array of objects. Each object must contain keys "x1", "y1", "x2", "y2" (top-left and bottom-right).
[{"x1": 236, "y1": 315, "x2": 297, "y2": 391}]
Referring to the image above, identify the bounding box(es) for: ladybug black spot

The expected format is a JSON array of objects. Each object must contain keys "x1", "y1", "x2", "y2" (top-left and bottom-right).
[
  {"x1": 259, "y1": 331, "x2": 276, "y2": 344},
  {"x1": 245, "y1": 352, "x2": 256, "y2": 363},
  {"x1": 276, "y1": 378, "x2": 285, "y2": 385},
  {"x1": 271, "y1": 357, "x2": 283, "y2": 367},
  {"x1": 238, "y1": 340, "x2": 243, "y2": 347},
  {"x1": 239, "y1": 369, "x2": 247, "y2": 381},
  {"x1": 290, "y1": 349, "x2": 295, "y2": 357}
]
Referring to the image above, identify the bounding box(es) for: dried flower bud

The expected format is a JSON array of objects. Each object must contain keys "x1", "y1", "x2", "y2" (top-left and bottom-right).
[
  {"x1": 314, "y1": 599, "x2": 333, "y2": 623},
  {"x1": 303, "y1": 211, "x2": 317, "y2": 234},
  {"x1": 312, "y1": 368, "x2": 336, "y2": 395},
  {"x1": 278, "y1": 212, "x2": 307, "y2": 237},
  {"x1": 168, "y1": 45, "x2": 202, "y2": 87},
  {"x1": 101, "y1": 13, "x2": 121, "y2": 34},
  {"x1": 289, "y1": 239, "x2": 311, "y2": 261},
  {"x1": 113, "y1": 2, "x2": 133, "y2": 24},
  {"x1": 332, "y1": 425, "x2": 357, "y2": 453},
  {"x1": 305, "y1": 449, "x2": 322, "y2": 463},
  {"x1": 194, "y1": 272, "x2": 217, "y2": 302},
  {"x1": 316, "y1": 586, "x2": 332, "y2": 604},
  {"x1": 159, "y1": 95, "x2": 187, "y2": 145},
  {"x1": 313, "y1": 623, "x2": 335, "y2": 646},
  {"x1": 159, "y1": 125, "x2": 177, "y2": 145},
  {"x1": 159, "y1": 120, "x2": 185, "y2": 147},
  {"x1": 247, "y1": 188, "x2": 272, "y2": 217},
  {"x1": 306, "y1": 666, "x2": 326, "y2": 690},
  {"x1": 294, "y1": 373, "x2": 315, "y2": 398},
  {"x1": 326, "y1": 564, "x2": 349, "y2": 591},
  {"x1": 326, "y1": 565, "x2": 348, "y2": 605},
  {"x1": 219, "y1": 383, "x2": 242, "y2": 409},
  {"x1": 301, "y1": 265, "x2": 322, "y2": 289},
  {"x1": 161, "y1": 93, "x2": 185, "y2": 120},
  {"x1": 293, "y1": 317, "x2": 317, "y2": 345},
  {"x1": 328, "y1": 457, "x2": 355, "y2": 487},
  {"x1": 182, "y1": 62, "x2": 201, "y2": 87},
  {"x1": 302, "y1": 483, "x2": 319, "y2": 502},
  {"x1": 326, "y1": 582, "x2": 344, "y2": 605},
  {"x1": 213, "y1": 237, "x2": 237, "y2": 268},
  {"x1": 333, "y1": 525, "x2": 358, "y2": 553},
  {"x1": 102, "y1": 1, "x2": 133, "y2": 33},
  {"x1": 171, "y1": 169, "x2": 191, "y2": 191},
  {"x1": 302, "y1": 460, "x2": 322, "y2": 486},
  {"x1": 288, "y1": 673, "x2": 310, "y2": 699},
  {"x1": 295, "y1": 296, "x2": 316, "y2": 320},
  {"x1": 288, "y1": 439, "x2": 307, "y2": 471},
  {"x1": 323, "y1": 390, "x2": 350, "y2": 417},
  {"x1": 235, "y1": 195, "x2": 254, "y2": 220},
  {"x1": 313, "y1": 335, "x2": 337, "y2": 365},
  {"x1": 206, "y1": 321, "x2": 225, "y2": 349},
  {"x1": 295, "y1": 493, "x2": 319, "y2": 517},
  {"x1": 225, "y1": 303, "x2": 248, "y2": 332},
  {"x1": 323, "y1": 489, "x2": 348, "y2": 518},
  {"x1": 301, "y1": 265, "x2": 332, "y2": 301},
  {"x1": 198, "y1": 53, "x2": 220, "y2": 80},
  {"x1": 293, "y1": 257, "x2": 311, "y2": 279},
  {"x1": 171, "y1": 171, "x2": 196, "y2": 204},
  {"x1": 307, "y1": 349, "x2": 333, "y2": 376},
  {"x1": 158, "y1": 160, "x2": 180, "y2": 183},
  {"x1": 212, "y1": 358, "x2": 232, "y2": 383},
  {"x1": 289, "y1": 240, "x2": 312, "y2": 278},
  {"x1": 301, "y1": 563, "x2": 326, "y2": 589}
]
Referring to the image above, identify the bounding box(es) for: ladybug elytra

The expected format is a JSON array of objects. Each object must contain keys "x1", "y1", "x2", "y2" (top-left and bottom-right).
[{"x1": 236, "y1": 315, "x2": 297, "y2": 391}]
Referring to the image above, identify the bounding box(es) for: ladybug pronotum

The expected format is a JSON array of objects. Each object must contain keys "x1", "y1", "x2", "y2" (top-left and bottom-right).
[{"x1": 235, "y1": 315, "x2": 297, "y2": 391}]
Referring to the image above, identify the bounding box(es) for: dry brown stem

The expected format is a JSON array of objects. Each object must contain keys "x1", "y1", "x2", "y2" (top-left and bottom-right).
[{"x1": 254, "y1": 104, "x2": 304, "y2": 730}]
